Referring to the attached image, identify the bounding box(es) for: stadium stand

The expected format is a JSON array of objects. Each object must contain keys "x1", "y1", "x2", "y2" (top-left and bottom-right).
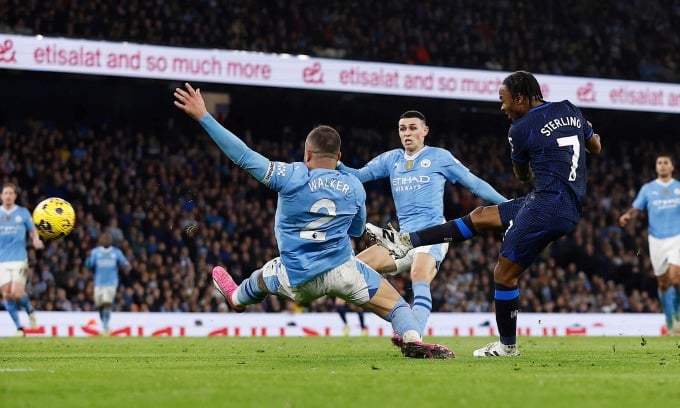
[{"x1": 0, "y1": 0, "x2": 678, "y2": 82}]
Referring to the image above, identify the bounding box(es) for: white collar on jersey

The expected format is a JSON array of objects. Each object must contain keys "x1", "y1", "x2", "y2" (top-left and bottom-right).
[
  {"x1": 0, "y1": 205, "x2": 18, "y2": 214},
  {"x1": 655, "y1": 178, "x2": 676, "y2": 187},
  {"x1": 404, "y1": 145, "x2": 429, "y2": 161}
]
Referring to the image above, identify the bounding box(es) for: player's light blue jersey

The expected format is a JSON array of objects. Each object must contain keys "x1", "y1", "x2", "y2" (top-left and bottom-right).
[
  {"x1": 339, "y1": 146, "x2": 506, "y2": 232},
  {"x1": 508, "y1": 100, "x2": 594, "y2": 222},
  {"x1": 0, "y1": 205, "x2": 34, "y2": 262},
  {"x1": 632, "y1": 178, "x2": 680, "y2": 239},
  {"x1": 199, "y1": 114, "x2": 367, "y2": 287},
  {"x1": 266, "y1": 163, "x2": 366, "y2": 286},
  {"x1": 86, "y1": 246, "x2": 129, "y2": 287}
]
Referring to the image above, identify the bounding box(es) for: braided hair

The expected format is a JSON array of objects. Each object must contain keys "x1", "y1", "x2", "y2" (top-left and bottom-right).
[{"x1": 502, "y1": 71, "x2": 545, "y2": 103}]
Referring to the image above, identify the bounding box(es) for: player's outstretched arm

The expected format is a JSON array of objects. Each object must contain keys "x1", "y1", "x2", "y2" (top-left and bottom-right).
[
  {"x1": 337, "y1": 161, "x2": 378, "y2": 183},
  {"x1": 174, "y1": 82, "x2": 271, "y2": 182},
  {"x1": 173, "y1": 82, "x2": 208, "y2": 120},
  {"x1": 456, "y1": 171, "x2": 507, "y2": 203}
]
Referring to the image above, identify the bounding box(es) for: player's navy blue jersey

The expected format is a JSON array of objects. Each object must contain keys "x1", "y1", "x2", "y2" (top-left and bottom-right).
[
  {"x1": 508, "y1": 100, "x2": 594, "y2": 221},
  {"x1": 267, "y1": 163, "x2": 366, "y2": 286}
]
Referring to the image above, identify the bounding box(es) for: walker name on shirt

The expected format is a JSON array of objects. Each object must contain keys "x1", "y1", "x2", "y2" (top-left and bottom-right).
[
  {"x1": 540, "y1": 116, "x2": 582, "y2": 137},
  {"x1": 308, "y1": 177, "x2": 350, "y2": 195}
]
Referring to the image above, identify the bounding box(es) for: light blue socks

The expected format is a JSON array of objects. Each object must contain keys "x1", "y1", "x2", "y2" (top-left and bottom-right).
[{"x1": 411, "y1": 282, "x2": 432, "y2": 333}]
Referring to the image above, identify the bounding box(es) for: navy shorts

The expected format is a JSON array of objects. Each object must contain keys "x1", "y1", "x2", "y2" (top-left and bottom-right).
[{"x1": 497, "y1": 194, "x2": 578, "y2": 267}]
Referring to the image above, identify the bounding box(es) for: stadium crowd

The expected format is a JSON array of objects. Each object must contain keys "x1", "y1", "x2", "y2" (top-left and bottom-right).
[
  {"x1": 1, "y1": 1, "x2": 679, "y2": 317},
  {"x1": 0, "y1": 113, "x2": 676, "y2": 316},
  {"x1": 1, "y1": 0, "x2": 678, "y2": 82}
]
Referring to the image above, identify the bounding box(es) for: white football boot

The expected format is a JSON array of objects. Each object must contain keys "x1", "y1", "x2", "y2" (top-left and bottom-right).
[
  {"x1": 473, "y1": 341, "x2": 520, "y2": 357},
  {"x1": 365, "y1": 223, "x2": 413, "y2": 258}
]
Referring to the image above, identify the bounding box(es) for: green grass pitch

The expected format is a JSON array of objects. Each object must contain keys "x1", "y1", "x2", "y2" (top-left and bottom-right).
[{"x1": 2, "y1": 336, "x2": 679, "y2": 407}]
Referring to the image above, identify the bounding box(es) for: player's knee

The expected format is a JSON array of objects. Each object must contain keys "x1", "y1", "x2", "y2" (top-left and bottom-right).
[
  {"x1": 410, "y1": 268, "x2": 436, "y2": 283},
  {"x1": 8, "y1": 291, "x2": 22, "y2": 301},
  {"x1": 657, "y1": 273, "x2": 671, "y2": 291},
  {"x1": 359, "y1": 247, "x2": 395, "y2": 272},
  {"x1": 469, "y1": 206, "x2": 485, "y2": 223},
  {"x1": 470, "y1": 206, "x2": 500, "y2": 230},
  {"x1": 668, "y1": 265, "x2": 680, "y2": 286},
  {"x1": 494, "y1": 259, "x2": 523, "y2": 286}
]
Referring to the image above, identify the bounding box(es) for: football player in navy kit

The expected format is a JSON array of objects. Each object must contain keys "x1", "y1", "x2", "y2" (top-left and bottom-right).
[{"x1": 367, "y1": 71, "x2": 602, "y2": 356}]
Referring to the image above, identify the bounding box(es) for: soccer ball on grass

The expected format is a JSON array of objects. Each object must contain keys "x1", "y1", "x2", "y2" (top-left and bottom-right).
[{"x1": 32, "y1": 197, "x2": 76, "y2": 240}]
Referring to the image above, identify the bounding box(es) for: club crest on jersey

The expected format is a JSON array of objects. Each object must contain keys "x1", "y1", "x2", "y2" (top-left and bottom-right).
[
  {"x1": 15, "y1": 215, "x2": 22, "y2": 222},
  {"x1": 420, "y1": 159, "x2": 431, "y2": 168},
  {"x1": 675, "y1": 188, "x2": 680, "y2": 195}
]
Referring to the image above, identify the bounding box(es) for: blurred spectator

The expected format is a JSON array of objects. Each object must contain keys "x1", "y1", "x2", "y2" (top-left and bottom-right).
[{"x1": 0, "y1": 1, "x2": 678, "y2": 82}]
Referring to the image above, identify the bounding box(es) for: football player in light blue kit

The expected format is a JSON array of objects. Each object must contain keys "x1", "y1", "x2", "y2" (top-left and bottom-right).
[
  {"x1": 338, "y1": 111, "x2": 507, "y2": 339},
  {"x1": 174, "y1": 83, "x2": 453, "y2": 358},
  {"x1": 0, "y1": 182, "x2": 44, "y2": 336},
  {"x1": 85, "y1": 231, "x2": 130, "y2": 336},
  {"x1": 620, "y1": 155, "x2": 680, "y2": 335}
]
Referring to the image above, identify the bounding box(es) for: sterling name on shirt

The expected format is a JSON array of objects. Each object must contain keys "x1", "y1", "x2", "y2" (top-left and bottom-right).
[
  {"x1": 540, "y1": 116, "x2": 582, "y2": 137},
  {"x1": 308, "y1": 177, "x2": 351, "y2": 194}
]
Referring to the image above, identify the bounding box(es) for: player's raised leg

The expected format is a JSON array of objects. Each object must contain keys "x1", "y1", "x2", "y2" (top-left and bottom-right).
[
  {"x1": 366, "y1": 205, "x2": 509, "y2": 259},
  {"x1": 365, "y1": 223, "x2": 412, "y2": 258},
  {"x1": 212, "y1": 261, "x2": 274, "y2": 312}
]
